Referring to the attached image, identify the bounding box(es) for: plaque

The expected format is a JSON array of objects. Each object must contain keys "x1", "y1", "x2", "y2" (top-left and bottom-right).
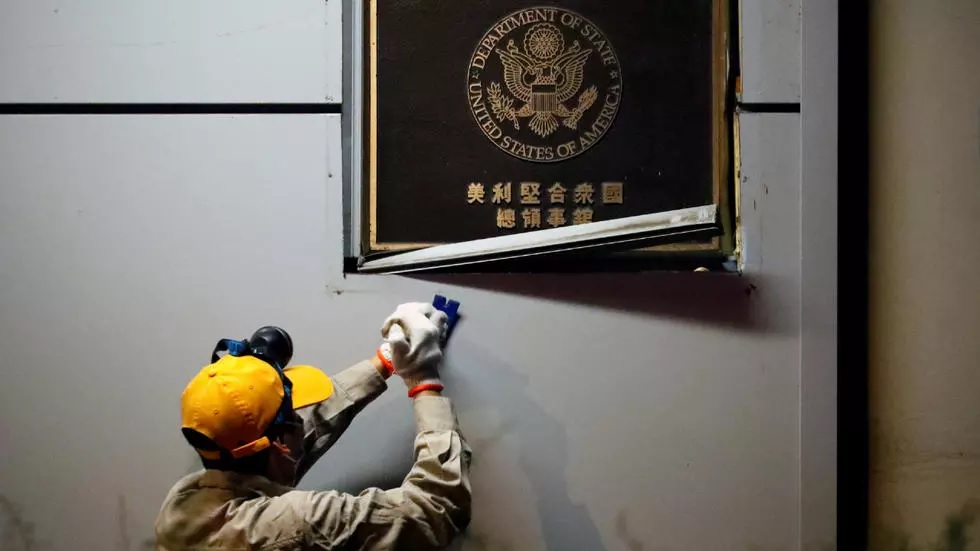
[{"x1": 365, "y1": 0, "x2": 730, "y2": 254}]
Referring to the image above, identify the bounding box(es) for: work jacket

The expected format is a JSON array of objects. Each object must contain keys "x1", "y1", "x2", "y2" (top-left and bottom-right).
[{"x1": 155, "y1": 360, "x2": 472, "y2": 550}]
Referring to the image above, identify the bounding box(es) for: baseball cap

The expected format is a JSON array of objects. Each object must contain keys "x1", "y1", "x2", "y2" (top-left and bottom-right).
[{"x1": 180, "y1": 354, "x2": 334, "y2": 460}]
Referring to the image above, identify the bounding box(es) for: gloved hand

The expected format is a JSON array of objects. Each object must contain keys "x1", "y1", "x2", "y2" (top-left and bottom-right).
[{"x1": 376, "y1": 303, "x2": 449, "y2": 397}]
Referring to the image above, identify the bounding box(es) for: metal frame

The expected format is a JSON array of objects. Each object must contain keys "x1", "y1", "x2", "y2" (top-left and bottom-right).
[
  {"x1": 342, "y1": 0, "x2": 365, "y2": 258},
  {"x1": 357, "y1": 204, "x2": 718, "y2": 273},
  {"x1": 800, "y1": 0, "x2": 838, "y2": 547},
  {"x1": 347, "y1": 0, "x2": 735, "y2": 260}
]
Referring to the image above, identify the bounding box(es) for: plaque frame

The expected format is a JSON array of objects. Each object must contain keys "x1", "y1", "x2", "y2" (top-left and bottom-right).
[{"x1": 347, "y1": 0, "x2": 738, "y2": 272}]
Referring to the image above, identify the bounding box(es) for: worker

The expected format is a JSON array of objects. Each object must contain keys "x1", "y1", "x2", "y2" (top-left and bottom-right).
[{"x1": 155, "y1": 302, "x2": 472, "y2": 550}]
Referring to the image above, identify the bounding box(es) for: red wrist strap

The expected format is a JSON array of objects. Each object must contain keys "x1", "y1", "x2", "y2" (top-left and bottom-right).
[
  {"x1": 376, "y1": 348, "x2": 395, "y2": 376},
  {"x1": 408, "y1": 383, "x2": 444, "y2": 398}
]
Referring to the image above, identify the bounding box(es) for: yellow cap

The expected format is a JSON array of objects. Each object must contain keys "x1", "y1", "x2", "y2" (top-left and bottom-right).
[{"x1": 180, "y1": 355, "x2": 333, "y2": 460}]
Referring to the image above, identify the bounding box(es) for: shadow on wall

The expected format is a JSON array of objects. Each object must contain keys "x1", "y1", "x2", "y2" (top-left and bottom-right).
[
  {"x1": 2, "y1": 492, "x2": 162, "y2": 551},
  {"x1": 0, "y1": 496, "x2": 48, "y2": 551},
  {"x1": 871, "y1": 500, "x2": 980, "y2": 551},
  {"x1": 412, "y1": 271, "x2": 787, "y2": 335},
  {"x1": 115, "y1": 495, "x2": 156, "y2": 551},
  {"x1": 442, "y1": 339, "x2": 605, "y2": 551},
  {"x1": 304, "y1": 336, "x2": 606, "y2": 550}
]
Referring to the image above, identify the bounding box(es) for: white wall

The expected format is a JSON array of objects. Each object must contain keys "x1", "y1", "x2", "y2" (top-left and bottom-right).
[
  {"x1": 0, "y1": 2, "x2": 833, "y2": 550},
  {"x1": 0, "y1": 0, "x2": 342, "y2": 103}
]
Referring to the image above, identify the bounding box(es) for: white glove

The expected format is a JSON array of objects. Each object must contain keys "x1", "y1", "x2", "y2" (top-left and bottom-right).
[{"x1": 376, "y1": 303, "x2": 448, "y2": 396}]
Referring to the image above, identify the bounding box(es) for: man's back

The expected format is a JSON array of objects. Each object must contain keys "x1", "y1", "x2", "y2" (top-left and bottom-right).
[
  {"x1": 156, "y1": 470, "x2": 304, "y2": 550},
  {"x1": 157, "y1": 394, "x2": 471, "y2": 551}
]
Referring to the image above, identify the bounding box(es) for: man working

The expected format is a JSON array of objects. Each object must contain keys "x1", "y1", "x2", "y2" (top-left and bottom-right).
[{"x1": 155, "y1": 302, "x2": 472, "y2": 550}]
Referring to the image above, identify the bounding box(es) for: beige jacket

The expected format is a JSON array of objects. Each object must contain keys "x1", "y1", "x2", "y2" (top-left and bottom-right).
[{"x1": 155, "y1": 360, "x2": 472, "y2": 550}]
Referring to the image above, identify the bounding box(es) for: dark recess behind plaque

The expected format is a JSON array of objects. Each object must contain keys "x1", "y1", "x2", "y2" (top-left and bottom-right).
[{"x1": 374, "y1": 0, "x2": 715, "y2": 245}]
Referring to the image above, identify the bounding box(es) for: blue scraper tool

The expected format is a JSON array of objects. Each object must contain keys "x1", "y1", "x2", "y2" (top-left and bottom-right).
[{"x1": 432, "y1": 295, "x2": 461, "y2": 343}]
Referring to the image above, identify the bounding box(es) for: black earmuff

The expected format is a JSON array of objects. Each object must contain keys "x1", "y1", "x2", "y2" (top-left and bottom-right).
[{"x1": 247, "y1": 326, "x2": 294, "y2": 369}]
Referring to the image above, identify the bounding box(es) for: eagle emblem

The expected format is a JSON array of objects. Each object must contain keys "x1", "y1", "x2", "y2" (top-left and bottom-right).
[{"x1": 487, "y1": 23, "x2": 599, "y2": 138}]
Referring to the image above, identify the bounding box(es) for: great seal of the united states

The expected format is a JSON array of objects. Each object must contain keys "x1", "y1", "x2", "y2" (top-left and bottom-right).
[{"x1": 467, "y1": 7, "x2": 623, "y2": 163}]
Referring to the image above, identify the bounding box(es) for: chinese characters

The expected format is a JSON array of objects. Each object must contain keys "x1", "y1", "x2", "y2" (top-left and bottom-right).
[{"x1": 467, "y1": 181, "x2": 624, "y2": 231}]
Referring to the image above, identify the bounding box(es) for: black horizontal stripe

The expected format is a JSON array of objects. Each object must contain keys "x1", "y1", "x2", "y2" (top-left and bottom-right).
[{"x1": 738, "y1": 102, "x2": 801, "y2": 113}]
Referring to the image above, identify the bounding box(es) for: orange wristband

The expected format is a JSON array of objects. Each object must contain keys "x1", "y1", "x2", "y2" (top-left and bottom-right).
[
  {"x1": 408, "y1": 383, "x2": 444, "y2": 398},
  {"x1": 376, "y1": 347, "x2": 395, "y2": 376}
]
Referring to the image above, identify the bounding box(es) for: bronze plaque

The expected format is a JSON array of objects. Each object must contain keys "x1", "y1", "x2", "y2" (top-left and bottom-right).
[{"x1": 367, "y1": 1, "x2": 727, "y2": 252}]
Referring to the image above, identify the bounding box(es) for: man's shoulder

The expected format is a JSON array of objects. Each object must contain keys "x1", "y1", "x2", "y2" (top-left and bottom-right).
[
  {"x1": 156, "y1": 470, "x2": 316, "y2": 549},
  {"x1": 156, "y1": 471, "x2": 312, "y2": 550},
  {"x1": 163, "y1": 469, "x2": 206, "y2": 495}
]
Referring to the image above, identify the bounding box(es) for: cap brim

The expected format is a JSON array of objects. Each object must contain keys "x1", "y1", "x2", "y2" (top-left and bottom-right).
[{"x1": 283, "y1": 365, "x2": 334, "y2": 409}]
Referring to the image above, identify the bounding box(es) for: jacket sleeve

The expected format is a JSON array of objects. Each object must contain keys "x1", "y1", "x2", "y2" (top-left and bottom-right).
[
  {"x1": 293, "y1": 360, "x2": 388, "y2": 484},
  {"x1": 297, "y1": 396, "x2": 473, "y2": 550}
]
